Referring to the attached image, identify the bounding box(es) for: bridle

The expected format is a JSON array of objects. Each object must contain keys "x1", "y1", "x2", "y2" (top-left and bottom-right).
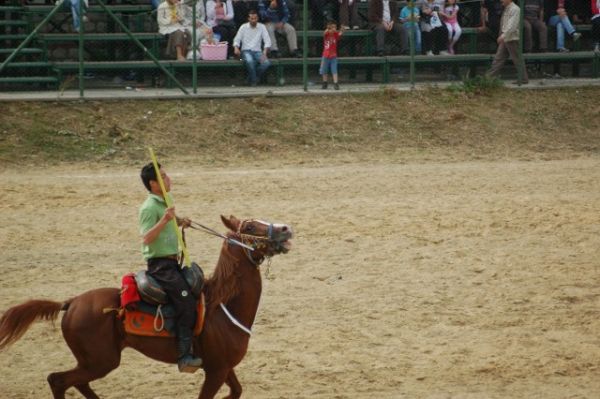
[{"x1": 236, "y1": 219, "x2": 276, "y2": 267}]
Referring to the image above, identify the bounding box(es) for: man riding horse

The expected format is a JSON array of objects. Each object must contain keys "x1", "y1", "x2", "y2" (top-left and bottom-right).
[{"x1": 139, "y1": 162, "x2": 203, "y2": 373}]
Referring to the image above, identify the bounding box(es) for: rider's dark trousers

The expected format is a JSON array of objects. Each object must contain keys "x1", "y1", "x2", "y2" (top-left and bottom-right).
[{"x1": 147, "y1": 257, "x2": 196, "y2": 337}]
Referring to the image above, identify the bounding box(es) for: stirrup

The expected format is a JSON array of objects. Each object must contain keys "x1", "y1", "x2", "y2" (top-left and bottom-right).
[{"x1": 178, "y1": 355, "x2": 203, "y2": 373}]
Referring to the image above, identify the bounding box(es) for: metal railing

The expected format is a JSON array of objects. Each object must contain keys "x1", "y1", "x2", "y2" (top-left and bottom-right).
[{"x1": 0, "y1": 0, "x2": 598, "y2": 96}]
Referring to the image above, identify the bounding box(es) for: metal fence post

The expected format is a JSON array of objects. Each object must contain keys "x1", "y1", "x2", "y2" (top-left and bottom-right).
[
  {"x1": 192, "y1": 0, "x2": 197, "y2": 93},
  {"x1": 409, "y1": 0, "x2": 415, "y2": 87},
  {"x1": 302, "y1": 0, "x2": 308, "y2": 91},
  {"x1": 518, "y1": 0, "x2": 524, "y2": 85},
  {"x1": 79, "y1": 0, "x2": 85, "y2": 98}
]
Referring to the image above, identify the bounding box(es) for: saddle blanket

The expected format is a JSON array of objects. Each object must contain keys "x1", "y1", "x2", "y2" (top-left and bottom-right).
[{"x1": 123, "y1": 294, "x2": 205, "y2": 338}]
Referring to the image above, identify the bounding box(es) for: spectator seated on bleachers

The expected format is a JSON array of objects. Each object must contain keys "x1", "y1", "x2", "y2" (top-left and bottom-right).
[
  {"x1": 310, "y1": 0, "x2": 337, "y2": 29},
  {"x1": 591, "y1": 0, "x2": 600, "y2": 52},
  {"x1": 187, "y1": 0, "x2": 215, "y2": 59},
  {"x1": 258, "y1": 0, "x2": 301, "y2": 57},
  {"x1": 544, "y1": 0, "x2": 582, "y2": 52},
  {"x1": 157, "y1": 0, "x2": 192, "y2": 61},
  {"x1": 206, "y1": 0, "x2": 237, "y2": 57},
  {"x1": 399, "y1": 1, "x2": 421, "y2": 53},
  {"x1": 57, "y1": 0, "x2": 88, "y2": 33},
  {"x1": 523, "y1": 0, "x2": 548, "y2": 52},
  {"x1": 339, "y1": 0, "x2": 360, "y2": 30},
  {"x1": 441, "y1": 0, "x2": 461, "y2": 54},
  {"x1": 233, "y1": 9, "x2": 272, "y2": 86},
  {"x1": 480, "y1": 0, "x2": 503, "y2": 38},
  {"x1": 419, "y1": 0, "x2": 448, "y2": 55},
  {"x1": 368, "y1": 0, "x2": 407, "y2": 56}
]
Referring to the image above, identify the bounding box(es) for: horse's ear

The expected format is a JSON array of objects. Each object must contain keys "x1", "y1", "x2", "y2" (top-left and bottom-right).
[{"x1": 221, "y1": 215, "x2": 240, "y2": 232}]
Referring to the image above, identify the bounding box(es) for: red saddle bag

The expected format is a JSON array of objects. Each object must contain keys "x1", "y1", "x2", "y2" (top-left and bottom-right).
[{"x1": 120, "y1": 273, "x2": 141, "y2": 309}]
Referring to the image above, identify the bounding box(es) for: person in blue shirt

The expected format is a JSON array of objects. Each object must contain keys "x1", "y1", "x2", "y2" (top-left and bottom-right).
[
  {"x1": 259, "y1": 0, "x2": 302, "y2": 57},
  {"x1": 400, "y1": 2, "x2": 422, "y2": 53}
]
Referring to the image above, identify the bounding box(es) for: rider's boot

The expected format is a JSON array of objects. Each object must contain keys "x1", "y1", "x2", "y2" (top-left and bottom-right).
[{"x1": 177, "y1": 329, "x2": 203, "y2": 373}]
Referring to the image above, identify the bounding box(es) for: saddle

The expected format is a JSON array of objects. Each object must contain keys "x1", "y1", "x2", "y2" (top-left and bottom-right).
[{"x1": 119, "y1": 263, "x2": 206, "y2": 338}]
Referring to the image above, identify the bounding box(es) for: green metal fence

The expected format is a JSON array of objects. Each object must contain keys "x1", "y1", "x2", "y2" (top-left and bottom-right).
[{"x1": 0, "y1": 0, "x2": 598, "y2": 96}]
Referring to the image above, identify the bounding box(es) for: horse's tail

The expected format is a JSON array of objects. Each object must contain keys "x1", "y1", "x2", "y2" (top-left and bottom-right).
[{"x1": 0, "y1": 299, "x2": 71, "y2": 351}]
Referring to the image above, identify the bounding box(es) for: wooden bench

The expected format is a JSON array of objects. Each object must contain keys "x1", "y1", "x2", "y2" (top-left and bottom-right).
[
  {"x1": 461, "y1": 27, "x2": 481, "y2": 54},
  {"x1": 51, "y1": 59, "x2": 245, "y2": 88},
  {"x1": 464, "y1": 24, "x2": 594, "y2": 54},
  {"x1": 573, "y1": 24, "x2": 592, "y2": 51},
  {"x1": 524, "y1": 51, "x2": 599, "y2": 78},
  {"x1": 296, "y1": 29, "x2": 374, "y2": 56},
  {"x1": 0, "y1": 75, "x2": 58, "y2": 84},
  {"x1": 24, "y1": 5, "x2": 153, "y2": 13},
  {"x1": 385, "y1": 53, "x2": 494, "y2": 82},
  {"x1": 1, "y1": 61, "x2": 52, "y2": 68},
  {"x1": 0, "y1": 47, "x2": 44, "y2": 59},
  {"x1": 22, "y1": 4, "x2": 155, "y2": 33},
  {"x1": 37, "y1": 32, "x2": 164, "y2": 59},
  {"x1": 50, "y1": 56, "x2": 388, "y2": 87},
  {"x1": 275, "y1": 55, "x2": 386, "y2": 84},
  {"x1": 0, "y1": 33, "x2": 29, "y2": 41}
]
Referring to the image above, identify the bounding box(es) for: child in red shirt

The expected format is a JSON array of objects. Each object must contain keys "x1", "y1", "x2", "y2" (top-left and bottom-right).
[{"x1": 320, "y1": 20, "x2": 345, "y2": 90}]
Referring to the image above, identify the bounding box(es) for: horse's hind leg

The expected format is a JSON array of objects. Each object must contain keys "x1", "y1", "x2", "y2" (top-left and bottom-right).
[
  {"x1": 75, "y1": 383, "x2": 100, "y2": 399},
  {"x1": 223, "y1": 369, "x2": 242, "y2": 399},
  {"x1": 49, "y1": 289, "x2": 122, "y2": 398},
  {"x1": 48, "y1": 368, "x2": 99, "y2": 399},
  {"x1": 47, "y1": 354, "x2": 120, "y2": 399},
  {"x1": 198, "y1": 369, "x2": 229, "y2": 399}
]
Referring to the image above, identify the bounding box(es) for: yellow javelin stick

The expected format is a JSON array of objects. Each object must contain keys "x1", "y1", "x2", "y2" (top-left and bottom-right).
[{"x1": 148, "y1": 147, "x2": 191, "y2": 267}]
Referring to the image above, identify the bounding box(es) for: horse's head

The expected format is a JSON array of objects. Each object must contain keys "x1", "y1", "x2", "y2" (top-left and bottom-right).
[{"x1": 221, "y1": 215, "x2": 293, "y2": 262}]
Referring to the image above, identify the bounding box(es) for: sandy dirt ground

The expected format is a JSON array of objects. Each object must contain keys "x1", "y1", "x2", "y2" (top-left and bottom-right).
[{"x1": 1, "y1": 157, "x2": 599, "y2": 399}]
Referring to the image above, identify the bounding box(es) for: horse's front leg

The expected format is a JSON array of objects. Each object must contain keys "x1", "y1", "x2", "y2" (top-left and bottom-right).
[
  {"x1": 223, "y1": 369, "x2": 242, "y2": 399},
  {"x1": 198, "y1": 369, "x2": 229, "y2": 399}
]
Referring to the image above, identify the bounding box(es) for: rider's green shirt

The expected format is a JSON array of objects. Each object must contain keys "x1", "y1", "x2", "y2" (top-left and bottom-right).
[{"x1": 139, "y1": 193, "x2": 178, "y2": 260}]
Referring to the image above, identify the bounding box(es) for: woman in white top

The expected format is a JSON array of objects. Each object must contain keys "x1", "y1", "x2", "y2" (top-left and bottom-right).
[{"x1": 157, "y1": 0, "x2": 192, "y2": 60}]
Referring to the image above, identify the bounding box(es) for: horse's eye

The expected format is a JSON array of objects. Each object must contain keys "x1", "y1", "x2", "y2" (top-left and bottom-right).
[{"x1": 245, "y1": 225, "x2": 255, "y2": 233}]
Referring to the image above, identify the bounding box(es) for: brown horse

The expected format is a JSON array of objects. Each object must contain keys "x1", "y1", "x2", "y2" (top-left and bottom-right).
[{"x1": 0, "y1": 215, "x2": 293, "y2": 399}]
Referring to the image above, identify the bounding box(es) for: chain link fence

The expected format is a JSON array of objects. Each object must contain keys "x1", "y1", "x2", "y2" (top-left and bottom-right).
[{"x1": 1, "y1": 0, "x2": 599, "y2": 94}]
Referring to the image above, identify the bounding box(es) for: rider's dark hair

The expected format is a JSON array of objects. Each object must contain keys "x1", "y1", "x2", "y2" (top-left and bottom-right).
[{"x1": 140, "y1": 162, "x2": 160, "y2": 192}]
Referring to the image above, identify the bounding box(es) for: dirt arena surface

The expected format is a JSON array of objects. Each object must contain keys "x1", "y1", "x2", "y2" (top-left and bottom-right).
[{"x1": 1, "y1": 156, "x2": 599, "y2": 398}]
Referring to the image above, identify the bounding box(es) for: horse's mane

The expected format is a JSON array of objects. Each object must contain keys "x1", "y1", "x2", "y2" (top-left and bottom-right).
[{"x1": 204, "y1": 240, "x2": 240, "y2": 311}]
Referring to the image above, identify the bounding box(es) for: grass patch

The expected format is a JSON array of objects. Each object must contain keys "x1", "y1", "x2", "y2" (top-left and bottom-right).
[
  {"x1": 447, "y1": 75, "x2": 504, "y2": 95},
  {"x1": 1, "y1": 87, "x2": 599, "y2": 166}
]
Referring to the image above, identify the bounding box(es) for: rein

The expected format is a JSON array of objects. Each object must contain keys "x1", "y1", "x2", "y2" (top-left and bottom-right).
[{"x1": 188, "y1": 221, "x2": 254, "y2": 251}]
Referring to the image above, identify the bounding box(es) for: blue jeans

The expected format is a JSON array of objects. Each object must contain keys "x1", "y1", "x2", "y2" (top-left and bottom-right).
[
  {"x1": 403, "y1": 23, "x2": 422, "y2": 53},
  {"x1": 548, "y1": 15, "x2": 575, "y2": 50},
  {"x1": 241, "y1": 50, "x2": 271, "y2": 85},
  {"x1": 319, "y1": 57, "x2": 338, "y2": 75},
  {"x1": 59, "y1": 0, "x2": 85, "y2": 32}
]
